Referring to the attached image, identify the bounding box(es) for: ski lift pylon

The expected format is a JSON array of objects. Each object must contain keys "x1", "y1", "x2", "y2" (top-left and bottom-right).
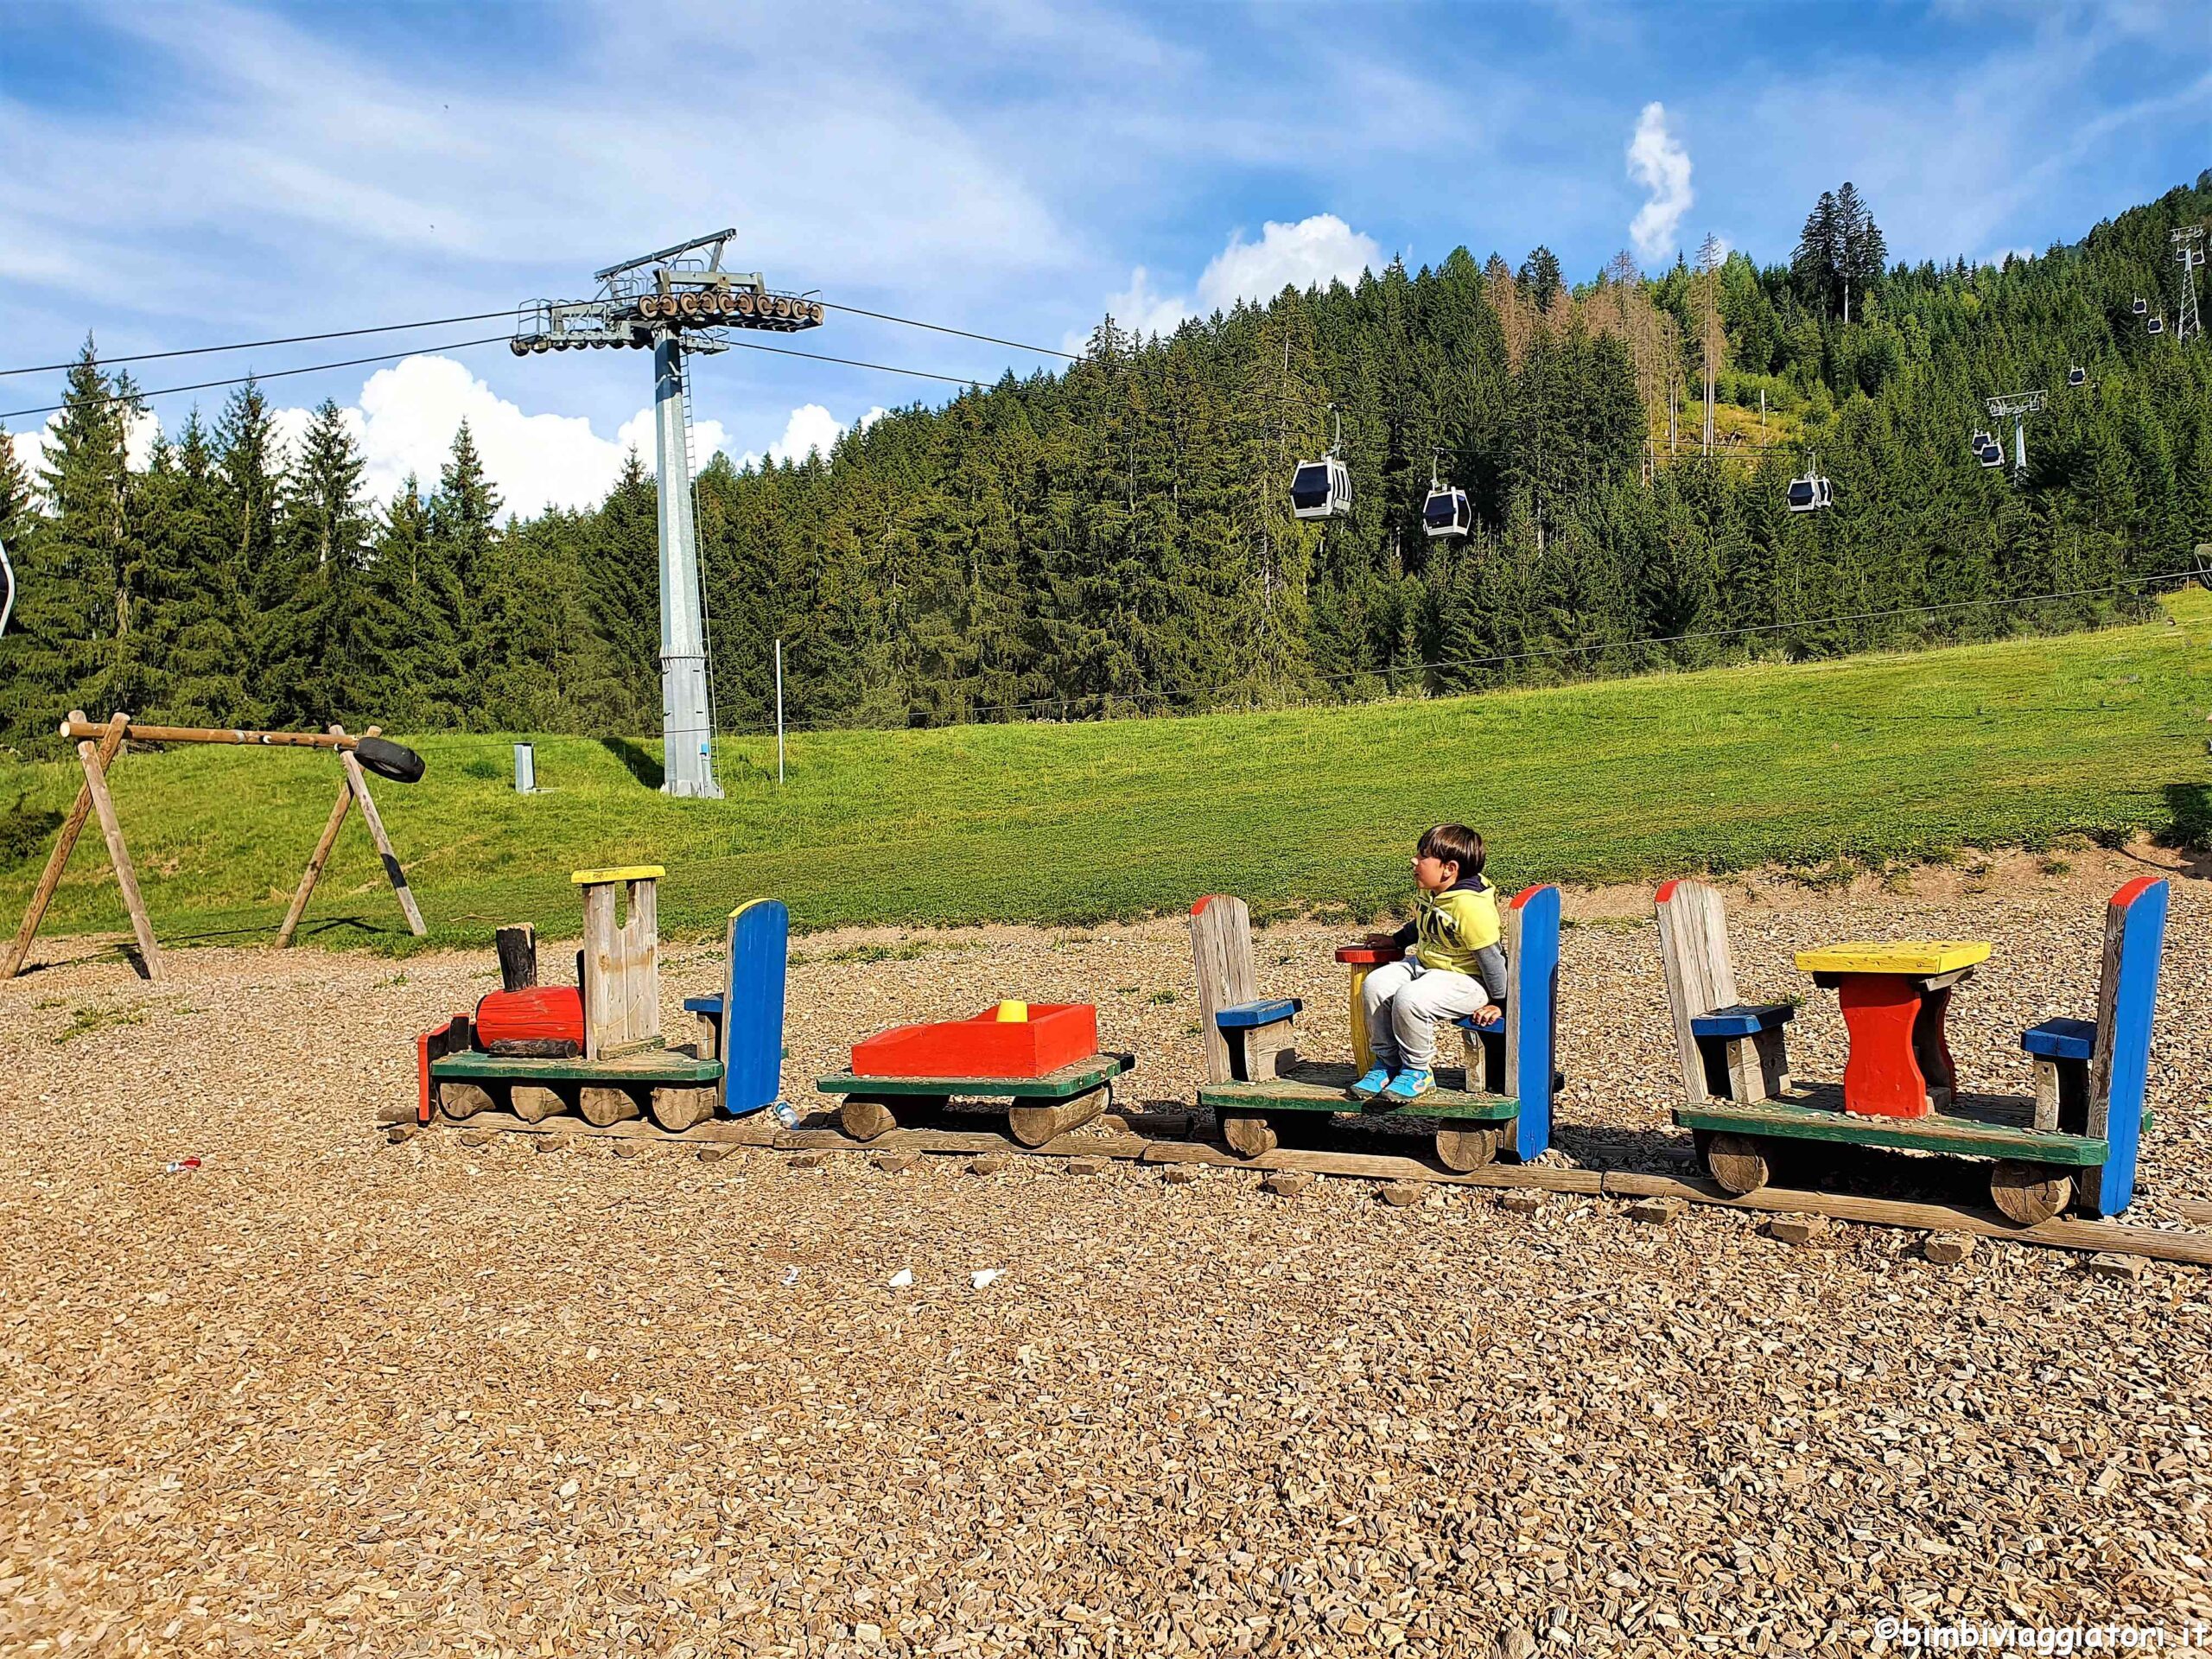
[
  {"x1": 1421, "y1": 448, "x2": 1471, "y2": 540},
  {"x1": 1290, "y1": 404, "x2": 1351, "y2": 521}
]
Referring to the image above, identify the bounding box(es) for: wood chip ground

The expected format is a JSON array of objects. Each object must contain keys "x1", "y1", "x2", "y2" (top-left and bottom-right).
[{"x1": 3, "y1": 859, "x2": 2210, "y2": 1652}]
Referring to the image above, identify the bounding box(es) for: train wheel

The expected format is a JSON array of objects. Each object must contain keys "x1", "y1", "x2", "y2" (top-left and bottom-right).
[
  {"x1": 579, "y1": 1084, "x2": 641, "y2": 1127},
  {"x1": 650, "y1": 1085, "x2": 718, "y2": 1134},
  {"x1": 841, "y1": 1096, "x2": 901, "y2": 1141},
  {"x1": 1434, "y1": 1123, "x2": 1500, "y2": 1172},
  {"x1": 1990, "y1": 1160, "x2": 2072, "y2": 1226},
  {"x1": 438, "y1": 1082, "x2": 497, "y2": 1121},
  {"x1": 1220, "y1": 1110, "x2": 1278, "y2": 1160},
  {"x1": 511, "y1": 1084, "x2": 568, "y2": 1123},
  {"x1": 1706, "y1": 1132, "x2": 1770, "y2": 1196}
]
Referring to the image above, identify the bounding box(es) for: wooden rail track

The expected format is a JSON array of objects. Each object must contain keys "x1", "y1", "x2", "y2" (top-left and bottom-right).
[{"x1": 390, "y1": 1104, "x2": 2212, "y2": 1267}]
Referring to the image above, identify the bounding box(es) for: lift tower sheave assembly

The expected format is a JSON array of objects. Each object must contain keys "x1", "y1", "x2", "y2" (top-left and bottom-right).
[
  {"x1": 1985, "y1": 390, "x2": 2046, "y2": 480},
  {"x1": 512, "y1": 230, "x2": 824, "y2": 799}
]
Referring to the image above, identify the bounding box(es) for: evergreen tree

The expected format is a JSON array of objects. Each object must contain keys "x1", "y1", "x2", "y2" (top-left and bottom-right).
[
  {"x1": 1835, "y1": 181, "x2": 1886, "y2": 324},
  {"x1": 22, "y1": 342, "x2": 155, "y2": 728},
  {"x1": 1793, "y1": 190, "x2": 1844, "y2": 318},
  {"x1": 429, "y1": 421, "x2": 502, "y2": 726},
  {"x1": 1516, "y1": 245, "x2": 1564, "y2": 304},
  {"x1": 139, "y1": 411, "x2": 253, "y2": 725},
  {"x1": 213, "y1": 378, "x2": 284, "y2": 726},
  {"x1": 0, "y1": 423, "x2": 29, "y2": 544},
  {"x1": 259, "y1": 399, "x2": 373, "y2": 725}
]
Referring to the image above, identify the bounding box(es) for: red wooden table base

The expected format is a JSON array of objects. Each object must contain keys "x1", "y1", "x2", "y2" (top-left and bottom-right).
[{"x1": 1836, "y1": 974, "x2": 1958, "y2": 1118}]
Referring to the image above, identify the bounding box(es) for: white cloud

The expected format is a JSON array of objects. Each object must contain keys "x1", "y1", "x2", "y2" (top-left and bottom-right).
[
  {"x1": 1075, "y1": 215, "x2": 1384, "y2": 352},
  {"x1": 7, "y1": 357, "x2": 903, "y2": 512},
  {"x1": 1627, "y1": 101, "x2": 1695, "y2": 267},
  {"x1": 1104, "y1": 267, "x2": 1192, "y2": 342},
  {"x1": 1195, "y1": 215, "x2": 1382, "y2": 312},
  {"x1": 738, "y1": 403, "x2": 888, "y2": 471},
  {"x1": 265, "y1": 355, "x2": 726, "y2": 513}
]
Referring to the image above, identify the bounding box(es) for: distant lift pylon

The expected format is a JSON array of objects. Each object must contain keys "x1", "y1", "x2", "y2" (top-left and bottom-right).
[{"x1": 511, "y1": 230, "x2": 824, "y2": 799}]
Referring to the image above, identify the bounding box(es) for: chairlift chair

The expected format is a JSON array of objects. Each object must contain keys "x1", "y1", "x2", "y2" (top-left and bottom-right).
[
  {"x1": 1290, "y1": 404, "x2": 1351, "y2": 521},
  {"x1": 1421, "y1": 449, "x2": 1471, "y2": 539}
]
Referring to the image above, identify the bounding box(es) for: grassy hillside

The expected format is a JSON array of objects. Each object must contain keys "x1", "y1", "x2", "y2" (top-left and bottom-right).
[{"x1": 3, "y1": 594, "x2": 2208, "y2": 954}]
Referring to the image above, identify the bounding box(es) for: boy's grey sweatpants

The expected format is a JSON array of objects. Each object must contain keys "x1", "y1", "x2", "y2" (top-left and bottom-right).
[{"x1": 1362, "y1": 957, "x2": 1489, "y2": 1071}]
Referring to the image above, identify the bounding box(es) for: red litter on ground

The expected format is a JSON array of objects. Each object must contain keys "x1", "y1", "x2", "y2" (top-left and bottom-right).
[{"x1": 163, "y1": 1158, "x2": 201, "y2": 1173}]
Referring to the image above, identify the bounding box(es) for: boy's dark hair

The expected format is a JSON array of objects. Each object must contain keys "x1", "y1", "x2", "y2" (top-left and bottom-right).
[{"x1": 1418, "y1": 823, "x2": 1485, "y2": 877}]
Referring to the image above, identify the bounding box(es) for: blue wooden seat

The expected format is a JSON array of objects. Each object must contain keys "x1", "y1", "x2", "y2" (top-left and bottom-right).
[
  {"x1": 1691, "y1": 1001, "x2": 1794, "y2": 1040},
  {"x1": 684, "y1": 995, "x2": 723, "y2": 1016},
  {"x1": 1215, "y1": 996, "x2": 1301, "y2": 1031},
  {"x1": 2021, "y1": 1016, "x2": 2094, "y2": 1062},
  {"x1": 1452, "y1": 1009, "x2": 1503, "y2": 1034}
]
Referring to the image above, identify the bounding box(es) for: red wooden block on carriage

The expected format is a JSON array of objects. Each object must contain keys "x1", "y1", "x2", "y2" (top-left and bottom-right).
[
  {"x1": 851, "y1": 1003, "x2": 1098, "y2": 1079},
  {"x1": 474, "y1": 985, "x2": 586, "y2": 1052}
]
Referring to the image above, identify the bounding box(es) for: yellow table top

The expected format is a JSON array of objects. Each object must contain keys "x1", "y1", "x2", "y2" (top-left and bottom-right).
[
  {"x1": 571, "y1": 864, "x2": 665, "y2": 885},
  {"x1": 1794, "y1": 939, "x2": 1992, "y2": 976}
]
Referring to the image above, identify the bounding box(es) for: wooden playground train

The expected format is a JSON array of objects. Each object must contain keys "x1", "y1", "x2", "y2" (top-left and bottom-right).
[{"x1": 415, "y1": 867, "x2": 2171, "y2": 1229}]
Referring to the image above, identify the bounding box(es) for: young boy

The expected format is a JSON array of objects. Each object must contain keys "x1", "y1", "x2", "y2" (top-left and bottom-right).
[{"x1": 1349, "y1": 823, "x2": 1507, "y2": 1103}]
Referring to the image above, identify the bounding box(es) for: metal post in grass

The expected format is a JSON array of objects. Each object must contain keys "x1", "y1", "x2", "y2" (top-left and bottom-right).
[{"x1": 775, "y1": 639, "x2": 785, "y2": 785}]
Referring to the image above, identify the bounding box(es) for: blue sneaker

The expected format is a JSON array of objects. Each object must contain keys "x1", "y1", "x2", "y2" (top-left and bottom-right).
[
  {"x1": 1380, "y1": 1068, "x2": 1435, "y2": 1103},
  {"x1": 1346, "y1": 1065, "x2": 1393, "y2": 1102}
]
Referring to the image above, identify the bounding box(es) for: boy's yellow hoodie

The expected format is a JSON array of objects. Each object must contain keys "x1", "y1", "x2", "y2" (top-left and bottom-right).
[{"x1": 1391, "y1": 876, "x2": 1506, "y2": 990}]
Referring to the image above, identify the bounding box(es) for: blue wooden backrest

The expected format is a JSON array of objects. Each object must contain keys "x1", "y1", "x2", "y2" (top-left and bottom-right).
[
  {"x1": 2085, "y1": 876, "x2": 2167, "y2": 1217},
  {"x1": 721, "y1": 899, "x2": 789, "y2": 1115},
  {"x1": 1502, "y1": 884, "x2": 1561, "y2": 1162}
]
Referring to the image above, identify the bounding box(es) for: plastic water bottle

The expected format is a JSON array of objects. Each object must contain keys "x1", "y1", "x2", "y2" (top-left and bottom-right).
[{"x1": 770, "y1": 1102, "x2": 802, "y2": 1129}]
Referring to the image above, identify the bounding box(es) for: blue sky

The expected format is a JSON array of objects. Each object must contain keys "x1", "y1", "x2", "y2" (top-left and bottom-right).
[{"x1": 3, "y1": 0, "x2": 2206, "y2": 511}]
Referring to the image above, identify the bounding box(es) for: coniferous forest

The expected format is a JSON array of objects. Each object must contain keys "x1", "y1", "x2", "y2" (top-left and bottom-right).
[{"x1": 2, "y1": 177, "x2": 2209, "y2": 757}]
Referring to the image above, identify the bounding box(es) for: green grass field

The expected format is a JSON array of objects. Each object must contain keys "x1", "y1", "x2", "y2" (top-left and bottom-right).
[{"x1": 4, "y1": 594, "x2": 2209, "y2": 954}]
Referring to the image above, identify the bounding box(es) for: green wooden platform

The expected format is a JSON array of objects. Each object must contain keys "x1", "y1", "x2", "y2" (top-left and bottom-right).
[
  {"x1": 1675, "y1": 1087, "x2": 2107, "y2": 1166},
  {"x1": 1201, "y1": 1062, "x2": 1519, "y2": 1124},
  {"x1": 431, "y1": 1048, "x2": 723, "y2": 1087},
  {"x1": 817, "y1": 1052, "x2": 1134, "y2": 1101}
]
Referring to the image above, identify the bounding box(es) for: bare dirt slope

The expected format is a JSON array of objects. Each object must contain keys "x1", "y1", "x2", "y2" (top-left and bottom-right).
[{"x1": 2, "y1": 854, "x2": 2208, "y2": 1656}]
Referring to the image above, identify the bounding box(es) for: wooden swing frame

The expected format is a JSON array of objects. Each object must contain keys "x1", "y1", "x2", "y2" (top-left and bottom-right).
[{"x1": 0, "y1": 709, "x2": 425, "y2": 982}]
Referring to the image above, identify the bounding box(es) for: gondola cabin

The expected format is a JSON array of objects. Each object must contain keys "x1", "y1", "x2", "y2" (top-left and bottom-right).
[
  {"x1": 1421, "y1": 485, "x2": 1472, "y2": 539},
  {"x1": 1977, "y1": 439, "x2": 2006, "y2": 467},
  {"x1": 2147, "y1": 315, "x2": 2165, "y2": 336},
  {"x1": 2133, "y1": 297, "x2": 2149, "y2": 315},
  {"x1": 2068, "y1": 365, "x2": 2087, "y2": 387},
  {"x1": 1784, "y1": 474, "x2": 1832, "y2": 513},
  {"x1": 1290, "y1": 456, "x2": 1351, "y2": 520}
]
